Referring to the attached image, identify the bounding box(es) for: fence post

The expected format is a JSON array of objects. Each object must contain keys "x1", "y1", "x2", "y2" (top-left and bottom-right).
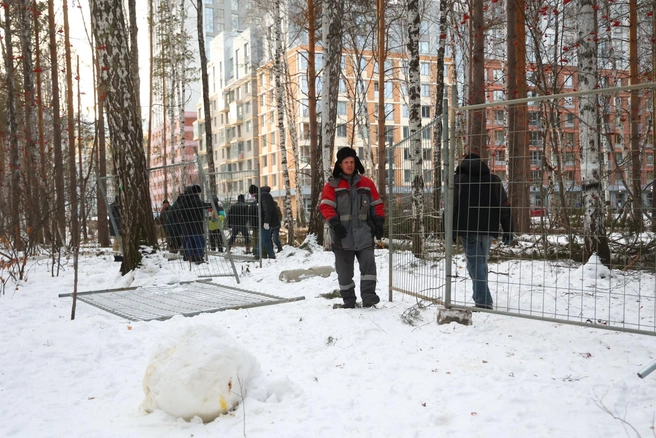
[
  {"x1": 387, "y1": 138, "x2": 394, "y2": 302},
  {"x1": 444, "y1": 85, "x2": 457, "y2": 308}
]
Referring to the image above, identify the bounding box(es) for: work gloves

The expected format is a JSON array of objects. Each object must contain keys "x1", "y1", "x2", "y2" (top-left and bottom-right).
[
  {"x1": 333, "y1": 224, "x2": 348, "y2": 240},
  {"x1": 374, "y1": 218, "x2": 385, "y2": 240},
  {"x1": 263, "y1": 223, "x2": 270, "y2": 230},
  {"x1": 329, "y1": 217, "x2": 348, "y2": 240}
]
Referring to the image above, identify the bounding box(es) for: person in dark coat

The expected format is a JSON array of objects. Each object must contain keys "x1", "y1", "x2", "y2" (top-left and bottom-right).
[
  {"x1": 319, "y1": 147, "x2": 385, "y2": 308},
  {"x1": 175, "y1": 184, "x2": 210, "y2": 263},
  {"x1": 453, "y1": 152, "x2": 513, "y2": 309},
  {"x1": 249, "y1": 184, "x2": 279, "y2": 259},
  {"x1": 226, "y1": 194, "x2": 251, "y2": 251}
]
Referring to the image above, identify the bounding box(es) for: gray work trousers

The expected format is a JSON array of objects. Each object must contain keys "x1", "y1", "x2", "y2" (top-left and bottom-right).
[{"x1": 333, "y1": 247, "x2": 378, "y2": 305}]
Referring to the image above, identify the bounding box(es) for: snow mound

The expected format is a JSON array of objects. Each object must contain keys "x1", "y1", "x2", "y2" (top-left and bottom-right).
[
  {"x1": 141, "y1": 323, "x2": 261, "y2": 423},
  {"x1": 582, "y1": 253, "x2": 610, "y2": 279}
]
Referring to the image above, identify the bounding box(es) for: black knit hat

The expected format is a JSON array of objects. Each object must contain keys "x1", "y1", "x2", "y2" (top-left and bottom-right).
[
  {"x1": 191, "y1": 184, "x2": 202, "y2": 194},
  {"x1": 248, "y1": 184, "x2": 258, "y2": 195},
  {"x1": 332, "y1": 147, "x2": 365, "y2": 178}
]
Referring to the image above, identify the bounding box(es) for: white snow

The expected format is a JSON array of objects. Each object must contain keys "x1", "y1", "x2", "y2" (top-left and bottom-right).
[{"x1": 1, "y1": 240, "x2": 655, "y2": 437}]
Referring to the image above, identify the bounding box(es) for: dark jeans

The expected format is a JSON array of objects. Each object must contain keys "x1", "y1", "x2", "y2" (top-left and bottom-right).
[
  {"x1": 272, "y1": 226, "x2": 282, "y2": 250},
  {"x1": 184, "y1": 234, "x2": 205, "y2": 262},
  {"x1": 259, "y1": 227, "x2": 276, "y2": 259},
  {"x1": 460, "y1": 234, "x2": 494, "y2": 307}
]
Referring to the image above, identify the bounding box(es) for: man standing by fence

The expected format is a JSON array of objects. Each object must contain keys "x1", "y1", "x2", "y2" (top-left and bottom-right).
[{"x1": 453, "y1": 152, "x2": 513, "y2": 309}]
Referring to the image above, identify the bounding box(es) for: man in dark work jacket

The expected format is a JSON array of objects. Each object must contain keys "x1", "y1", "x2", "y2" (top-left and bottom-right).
[{"x1": 453, "y1": 153, "x2": 513, "y2": 309}]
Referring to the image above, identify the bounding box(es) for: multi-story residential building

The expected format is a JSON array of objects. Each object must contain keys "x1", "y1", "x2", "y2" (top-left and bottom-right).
[
  {"x1": 255, "y1": 45, "x2": 443, "y2": 220},
  {"x1": 195, "y1": 28, "x2": 263, "y2": 201},
  {"x1": 149, "y1": 112, "x2": 200, "y2": 207}
]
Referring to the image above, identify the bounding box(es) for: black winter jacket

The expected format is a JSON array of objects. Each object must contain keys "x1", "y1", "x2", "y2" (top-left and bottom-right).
[
  {"x1": 259, "y1": 186, "x2": 281, "y2": 228},
  {"x1": 175, "y1": 189, "x2": 209, "y2": 237},
  {"x1": 453, "y1": 157, "x2": 512, "y2": 237}
]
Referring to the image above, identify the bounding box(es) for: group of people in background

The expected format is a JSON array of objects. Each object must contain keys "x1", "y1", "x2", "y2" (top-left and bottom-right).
[{"x1": 143, "y1": 183, "x2": 285, "y2": 263}]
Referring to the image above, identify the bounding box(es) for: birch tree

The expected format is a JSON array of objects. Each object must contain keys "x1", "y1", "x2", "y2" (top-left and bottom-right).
[
  {"x1": 406, "y1": 0, "x2": 424, "y2": 256},
  {"x1": 90, "y1": 0, "x2": 158, "y2": 274},
  {"x1": 273, "y1": 0, "x2": 296, "y2": 245},
  {"x1": 2, "y1": 2, "x2": 21, "y2": 247},
  {"x1": 576, "y1": 0, "x2": 610, "y2": 264}
]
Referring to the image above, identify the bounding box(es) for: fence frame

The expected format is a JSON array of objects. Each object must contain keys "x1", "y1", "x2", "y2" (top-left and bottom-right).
[{"x1": 388, "y1": 82, "x2": 656, "y2": 336}]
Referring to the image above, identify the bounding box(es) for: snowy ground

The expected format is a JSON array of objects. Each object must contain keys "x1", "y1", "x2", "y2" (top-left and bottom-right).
[{"x1": 1, "y1": 239, "x2": 655, "y2": 437}]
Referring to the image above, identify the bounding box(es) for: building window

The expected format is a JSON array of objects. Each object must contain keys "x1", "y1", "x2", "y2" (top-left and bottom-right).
[
  {"x1": 421, "y1": 84, "x2": 430, "y2": 97},
  {"x1": 385, "y1": 103, "x2": 393, "y2": 121},
  {"x1": 420, "y1": 62, "x2": 430, "y2": 76},
  {"x1": 231, "y1": 0, "x2": 239, "y2": 11},
  {"x1": 337, "y1": 101, "x2": 347, "y2": 116},
  {"x1": 421, "y1": 105, "x2": 431, "y2": 118},
  {"x1": 494, "y1": 110, "x2": 504, "y2": 123},
  {"x1": 336, "y1": 124, "x2": 347, "y2": 137},
  {"x1": 204, "y1": 8, "x2": 214, "y2": 33},
  {"x1": 419, "y1": 41, "x2": 430, "y2": 54},
  {"x1": 232, "y1": 13, "x2": 239, "y2": 30}
]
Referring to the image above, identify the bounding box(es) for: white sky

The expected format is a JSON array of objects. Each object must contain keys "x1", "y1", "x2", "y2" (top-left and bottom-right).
[{"x1": 2, "y1": 238, "x2": 656, "y2": 436}]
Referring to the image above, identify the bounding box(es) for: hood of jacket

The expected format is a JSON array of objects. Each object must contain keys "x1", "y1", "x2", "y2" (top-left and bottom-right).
[{"x1": 456, "y1": 157, "x2": 491, "y2": 176}]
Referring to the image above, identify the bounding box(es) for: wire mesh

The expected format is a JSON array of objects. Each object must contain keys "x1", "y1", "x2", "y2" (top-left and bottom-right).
[
  {"x1": 59, "y1": 281, "x2": 305, "y2": 321},
  {"x1": 389, "y1": 83, "x2": 656, "y2": 335},
  {"x1": 98, "y1": 161, "x2": 240, "y2": 281}
]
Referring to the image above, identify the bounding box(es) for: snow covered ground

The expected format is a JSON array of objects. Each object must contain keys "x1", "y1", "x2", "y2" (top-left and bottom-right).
[{"x1": 1, "y1": 239, "x2": 655, "y2": 437}]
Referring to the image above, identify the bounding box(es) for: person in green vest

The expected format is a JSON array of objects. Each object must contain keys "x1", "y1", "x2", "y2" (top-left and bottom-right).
[{"x1": 208, "y1": 196, "x2": 226, "y2": 252}]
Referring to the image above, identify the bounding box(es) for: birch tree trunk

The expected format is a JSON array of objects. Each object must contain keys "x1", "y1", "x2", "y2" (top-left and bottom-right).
[
  {"x1": 628, "y1": 0, "x2": 643, "y2": 233},
  {"x1": 273, "y1": 0, "x2": 295, "y2": 245},
  {"x1": 576, "y1": 0, "x2": 610, "y2": 264},
  {"x1": 307, "y1": 0, "x2": 324, "y2": 240},
  {"x1": 406, "y1": 0, "x2": 424, "y2": 256},
  {"x1": 432, "y1": 0, "x2": 449, "y2": 216},
  {"x1": 90, "y1": 0, "x2": 158, "y2": 274},
  {"x1": 282, "y1": 52, "x2": 305, "y2": 229},
  {"x1": 3, "y1": 3, "x2": 21, "y2": 247},
  {"x1": 19, "y1": 2, "x2": 41, "y2": 241}
]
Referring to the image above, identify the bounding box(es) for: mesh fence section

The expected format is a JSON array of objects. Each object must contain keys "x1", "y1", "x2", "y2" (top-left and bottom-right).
[
  {"x1": 390, "y1": 83, "x2": 656, "y2": 335},
  {"x1": 98, "y1": 161, "x2": 239, "y2": 280}
]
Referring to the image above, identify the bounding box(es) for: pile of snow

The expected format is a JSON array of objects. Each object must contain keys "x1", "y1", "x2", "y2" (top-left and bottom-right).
[
  {"x1": 141, "y1": 323, "x2": 261, "y2": 423},
  {"x1": 582, "y1": 253, "x2": 611, "y2": 279}
]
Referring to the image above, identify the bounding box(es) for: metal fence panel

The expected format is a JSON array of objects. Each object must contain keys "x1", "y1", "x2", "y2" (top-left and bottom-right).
[{"x1": 389, "y1": 83, "x2": 656, "y2": 336}]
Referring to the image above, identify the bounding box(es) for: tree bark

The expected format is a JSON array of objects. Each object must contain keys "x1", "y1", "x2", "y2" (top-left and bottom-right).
[
  {"x1": 273, "y1": 0, "x2": 295, "y2": 246},
  {"x1": 197, "y1": 0, "x2": 217, "y2": 192},
  {"x1": 307, "y1": 0, "x2": 321, "y2": 236},
  {"x1": 507, "y1": 0, "x2": 530, "y2": 233},
  {"x1": 90, "y1": 0, "x2": 158, "y2": 274},
  {"x1": 3, "y1": 2, "x2": 21, "y2": 247},
  {"x1": 576, "y1": 0, "x2": 610, "y2": 264},
  {"x1": 63, "y1": 0, "x2": 80, "y2": 249},
  {"x1": 48, "y1": 0, "x2": 66, "y2": 245},
  {"x1": 468, "y1": 0, "x2": 486, "y2": 158},
  {"x1": 407, "y1": 0, "x2": 424, "y2": 256}
]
